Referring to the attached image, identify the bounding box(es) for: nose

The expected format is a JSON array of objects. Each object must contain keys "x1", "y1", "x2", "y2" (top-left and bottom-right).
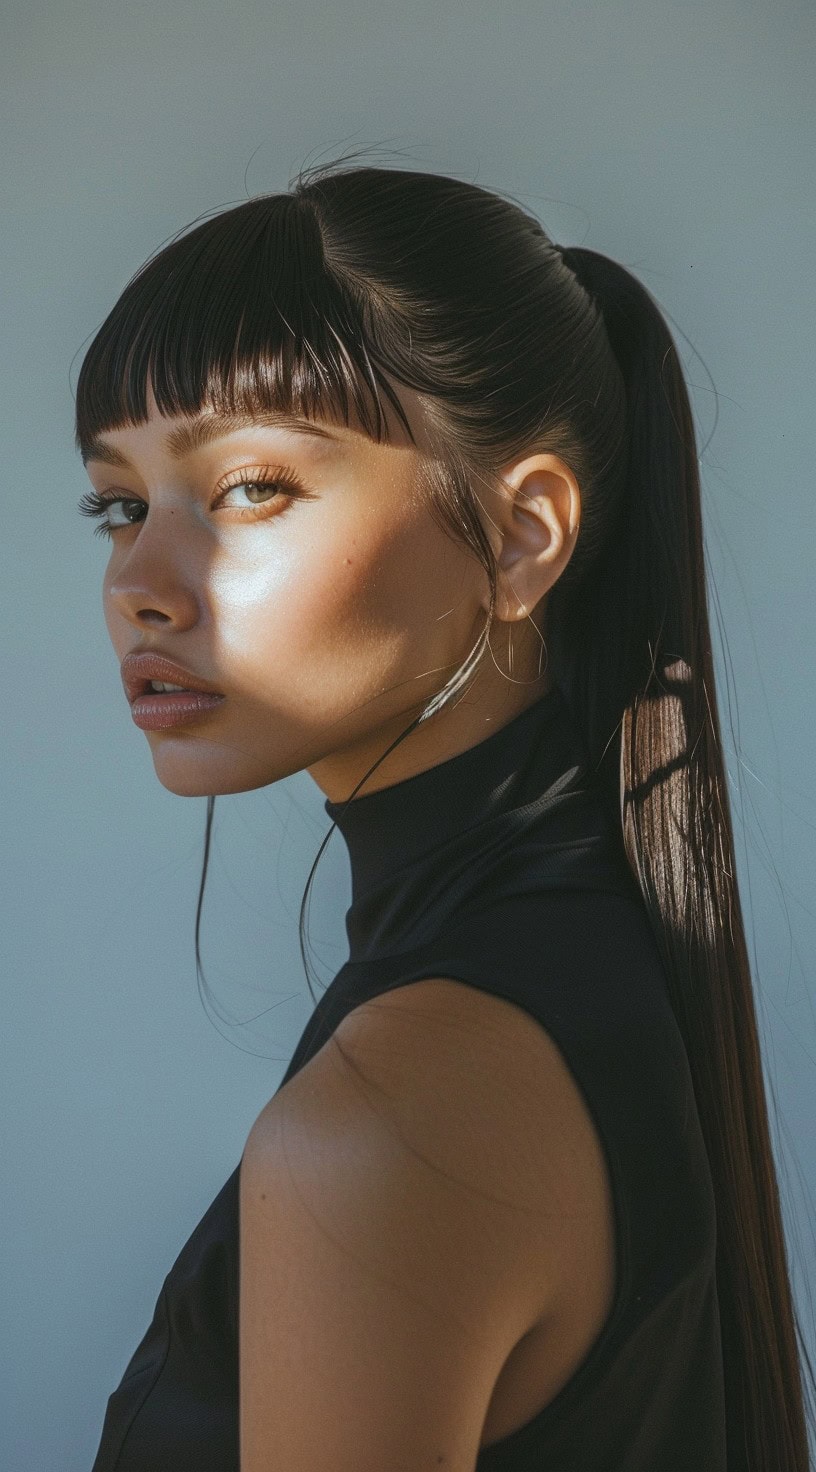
[{"x1": 105, "y1": 508, "x2": 202, "y2": 633}]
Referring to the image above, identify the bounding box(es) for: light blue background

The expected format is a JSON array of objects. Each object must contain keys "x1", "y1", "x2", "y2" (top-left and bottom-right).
[{"x1": 2, "y1": 2, "x2": 815, "y2": 1467}]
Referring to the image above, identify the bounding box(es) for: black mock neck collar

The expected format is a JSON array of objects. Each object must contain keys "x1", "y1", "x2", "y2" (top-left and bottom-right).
[
  {"x1": 323, "y1": 686, "x2": 636, "y2": 963},
  {"x1": 325, "y1": 686, "x2": 572, "y2": 888}
]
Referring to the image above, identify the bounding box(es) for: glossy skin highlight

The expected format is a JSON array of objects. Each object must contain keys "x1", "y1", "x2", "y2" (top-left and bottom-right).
[{"x1": 82, "y1": 383, "x2": 581, "y2": 804}]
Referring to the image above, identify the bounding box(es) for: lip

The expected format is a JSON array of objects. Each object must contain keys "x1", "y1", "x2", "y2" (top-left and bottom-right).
[
  {"x1": 129, "y1": 690, "x2": 225, "y2": 731},
  {"x1": 121, "y1": 650, "x2": 225, "y2": 704}
]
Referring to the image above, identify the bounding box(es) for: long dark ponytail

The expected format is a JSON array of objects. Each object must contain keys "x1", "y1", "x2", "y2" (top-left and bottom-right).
[
  {"x1": 75, "y1": 155, "x2": 815, "y2": 1469},
  {"x1": 546, "y1": 242, "x2": 816, "y2": 1471}
]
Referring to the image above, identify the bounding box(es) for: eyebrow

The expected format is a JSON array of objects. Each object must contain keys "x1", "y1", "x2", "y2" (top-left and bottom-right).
[{"x1": 79, "y1": 412, "x2": 341, "y2": 467}]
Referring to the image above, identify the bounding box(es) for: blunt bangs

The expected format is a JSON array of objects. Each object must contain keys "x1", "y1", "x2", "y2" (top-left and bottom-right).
[{"x1": 74, "y1": 194, "x2": 414, "y2": 456}]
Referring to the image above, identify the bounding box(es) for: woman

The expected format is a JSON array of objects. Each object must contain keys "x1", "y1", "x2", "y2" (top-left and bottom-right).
[{"x1": 76, "y1": 160, "x2": 813, "y2": 1470}]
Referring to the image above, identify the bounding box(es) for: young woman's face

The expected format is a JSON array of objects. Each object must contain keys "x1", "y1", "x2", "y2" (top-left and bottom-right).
[{"x1": 82, "y1": 383, "x2": 496, "y2": 802}]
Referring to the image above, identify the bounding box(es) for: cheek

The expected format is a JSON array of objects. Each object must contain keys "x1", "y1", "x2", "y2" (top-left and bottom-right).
[
  {"x1": 319, "y1": 510, "x2": 469, "y2": 652},
  {"x1": 218, "y1": 508, "x2": 472, "y2": 703}
]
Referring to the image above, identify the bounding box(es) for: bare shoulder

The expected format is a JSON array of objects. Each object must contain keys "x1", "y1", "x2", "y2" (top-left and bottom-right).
[
  {"x1": 239, "y1": 976, "x2": 616, "y2": 1467},
  {"x1": 337, "y1": 976, "x2": 614, "y2": 1281},
  {"x1": 329, "y1": 975, "x2": 604, "y2": 1180},
  {"x1": 246, "y1": 974, "x2": 614, "y2": 1330}
]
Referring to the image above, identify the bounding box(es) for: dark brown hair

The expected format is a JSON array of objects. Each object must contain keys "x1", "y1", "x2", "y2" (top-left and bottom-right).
[{"x1": 75, "y1": 155, "x2": 815, "y2": 1469}]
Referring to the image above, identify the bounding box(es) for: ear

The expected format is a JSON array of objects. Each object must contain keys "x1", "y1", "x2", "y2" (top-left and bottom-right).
[{"x1": 480, "y1": 454, "x2": 582, "y2": 622}]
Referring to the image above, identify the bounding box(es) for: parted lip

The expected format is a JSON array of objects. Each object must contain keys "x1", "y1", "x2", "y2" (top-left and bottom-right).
[{"x1": 121, "y1": 651, "x2": 225, "y2": 703}]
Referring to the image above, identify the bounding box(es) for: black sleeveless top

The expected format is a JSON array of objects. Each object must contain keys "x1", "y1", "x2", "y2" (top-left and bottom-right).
[{"x1": 90, "y1": 685, "x2": 727, "y2": 1470}]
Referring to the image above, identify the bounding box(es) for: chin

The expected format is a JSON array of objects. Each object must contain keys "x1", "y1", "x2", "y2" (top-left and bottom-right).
[{"x1": 148, "y1": 746, "x2": 279, "y2": 798}]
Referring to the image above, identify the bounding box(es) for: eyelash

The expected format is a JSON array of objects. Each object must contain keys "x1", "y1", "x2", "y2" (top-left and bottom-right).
[{"x1": 76, "y1": 466, "x2": 306, "y2": 539}]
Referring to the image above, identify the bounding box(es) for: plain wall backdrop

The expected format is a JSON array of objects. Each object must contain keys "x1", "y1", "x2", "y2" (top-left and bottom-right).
[{"x1": 2, "y1": 1, "x2": 815, "y2": 1467}]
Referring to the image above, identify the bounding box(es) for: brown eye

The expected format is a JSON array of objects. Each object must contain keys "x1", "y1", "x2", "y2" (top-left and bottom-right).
[
  {"x1": 216, "y1": 466, "x2": 307, "y2": 515},
  {"x1": 225, "y1": 480, "x2": 282, "y2": 506},
  {"x1": 76, "y1": 490, "x2": 146, "y2": 538}
]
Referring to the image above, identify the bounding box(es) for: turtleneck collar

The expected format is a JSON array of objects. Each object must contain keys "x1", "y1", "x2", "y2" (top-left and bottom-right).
[
  {"x1": 325, "y1": 686, "x2": 576, "y2": 892},
  {"x1": 324, "y1": 685, "x2": 638, "y2": 964}
]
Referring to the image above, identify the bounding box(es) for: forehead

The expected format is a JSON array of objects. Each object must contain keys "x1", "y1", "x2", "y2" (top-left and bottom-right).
[
  {"x1": 80, "y1": 383, "x2": 431, "y2": 469},
  {"x1": 80, "y1": 410, "x2": 343, "y2": 468}
]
